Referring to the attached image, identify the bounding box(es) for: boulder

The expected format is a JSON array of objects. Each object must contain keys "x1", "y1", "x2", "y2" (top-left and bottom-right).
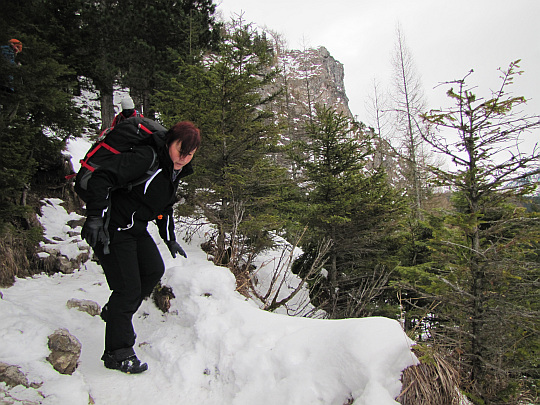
[
  {"x1": 67, "y1": 298, "x2": 101, "y2": 317},
  {"x1": 46, "y1": 329, "x2": 81, "y2": 375}
]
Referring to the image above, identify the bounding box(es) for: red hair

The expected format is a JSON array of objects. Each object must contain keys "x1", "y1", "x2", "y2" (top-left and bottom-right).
[{"x1": 165, "y1": 121, "x2": 201, "y2": 156}]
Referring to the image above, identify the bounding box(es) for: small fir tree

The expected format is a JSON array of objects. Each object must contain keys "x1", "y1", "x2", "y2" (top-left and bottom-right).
[
  {"x1": 154, "y1": 19, "x2": 294, "y2": 268},
  {"x1": 399, "y1": 61, "x2": 540, "y2": 403},
  {"x1": 290, "y1": 104, "x2": 405, "y2": 318}
]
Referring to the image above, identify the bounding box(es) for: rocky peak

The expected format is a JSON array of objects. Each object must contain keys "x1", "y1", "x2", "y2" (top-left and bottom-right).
[{"x1": 279, "y1": 46, "x2": 352, "y2": 120}]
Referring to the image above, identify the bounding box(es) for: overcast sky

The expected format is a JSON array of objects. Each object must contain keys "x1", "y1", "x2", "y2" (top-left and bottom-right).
[{"x1": 216, "y1": 0, "x2": 540, "y2": 151}]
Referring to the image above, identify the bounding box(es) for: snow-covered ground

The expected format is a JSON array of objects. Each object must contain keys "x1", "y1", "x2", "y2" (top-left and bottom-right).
[{"x1": 0, "y1": 120, "x2": 418, "y2": 405}]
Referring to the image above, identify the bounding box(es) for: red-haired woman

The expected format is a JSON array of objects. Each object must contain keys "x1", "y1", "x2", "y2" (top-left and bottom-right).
[{"x1": 81, "y1": 119, "x2": 201, "y2": 373}]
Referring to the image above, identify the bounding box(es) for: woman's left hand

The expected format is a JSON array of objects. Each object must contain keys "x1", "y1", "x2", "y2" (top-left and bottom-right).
[{"x1": 166, "y1": 240, "x2": 187, "y2": 258}]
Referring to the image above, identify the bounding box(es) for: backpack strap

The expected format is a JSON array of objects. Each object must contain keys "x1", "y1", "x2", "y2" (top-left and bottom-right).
[
  {"x1": 125, "y1": 146, "x2": 159, "y2": 191},
  {"x1": 79, "y1": 141, "x2": 121, "y2": 172},
  {"x1": 138, "y1": 123, "x2": 153, "y2": 135}
]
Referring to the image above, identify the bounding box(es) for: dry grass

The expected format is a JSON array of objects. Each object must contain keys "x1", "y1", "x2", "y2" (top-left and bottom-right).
[
  {"x1": 397, "y1": 346, "x2": 461, "y2": 405},
  {"x1": 0, "y1": 233, "x2": 32, "y2": 287}
]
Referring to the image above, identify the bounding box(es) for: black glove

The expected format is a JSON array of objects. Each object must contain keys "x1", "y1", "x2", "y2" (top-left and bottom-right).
[
  {"x1": 167, "y1": 240, "x2": 187, "y2": 258},
  {"x1": 81, "y1": 216, "x2": 107, "y2": 247}
]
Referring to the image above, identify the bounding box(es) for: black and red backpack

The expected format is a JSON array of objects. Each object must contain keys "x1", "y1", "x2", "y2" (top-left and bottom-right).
[{"x1": 68, "y1": 117, "x2": 167, "y2": 202}]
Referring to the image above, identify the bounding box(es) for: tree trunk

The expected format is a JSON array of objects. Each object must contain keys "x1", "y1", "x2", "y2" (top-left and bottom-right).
[
  {"x1": 99, "y1": 86, "x2": 115, "y2": 131},
  {"x1": 142, "y1": 88, "x2": 155, "y2": 119},
  {"x1": 20, "y1": 184, "x2": 29, "y2": 206},
  {"x1": 470, "y1": 216, "x2": 484, "y2": 378},
  {"x1": 466, "y1": 123, "x2": 485, "y2": 395},
  {"x1": 393, "y1": 26, "x2": 426, "y2": 219}
]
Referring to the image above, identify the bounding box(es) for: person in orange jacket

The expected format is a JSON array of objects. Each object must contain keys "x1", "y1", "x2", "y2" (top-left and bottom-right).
[{"x1": 1, "y1": 39, "x2": 22, "y2": 93}]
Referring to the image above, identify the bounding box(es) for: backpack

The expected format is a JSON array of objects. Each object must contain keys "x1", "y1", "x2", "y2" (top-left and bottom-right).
[
  {"x1": 69, "y1": 117, "x2": 167, "y2": 202},
  {"x1": 111, "y1": 108, "x2": 143, "y2": 127}
]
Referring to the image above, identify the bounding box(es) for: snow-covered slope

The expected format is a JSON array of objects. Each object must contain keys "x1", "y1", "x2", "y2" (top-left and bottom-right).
[
  {"x1": 0, "y1": 196, "x2": 417, "y2": 405},
  {"x1": 0, "y1": 91, "x2": 418, "y2": 404}
]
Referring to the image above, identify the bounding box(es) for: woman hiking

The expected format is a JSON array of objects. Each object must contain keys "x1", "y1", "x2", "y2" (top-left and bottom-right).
[{"x1": 81, "y1": 120, "x2": 200, "y2": 373}]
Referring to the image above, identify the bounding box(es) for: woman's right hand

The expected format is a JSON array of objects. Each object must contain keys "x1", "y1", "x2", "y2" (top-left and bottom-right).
[{"x1": 81, "y1": 216, "x2": 107, "y2": 247}]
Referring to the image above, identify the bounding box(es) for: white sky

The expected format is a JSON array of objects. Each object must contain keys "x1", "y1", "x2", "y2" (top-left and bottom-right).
[{"x1": 216, "y1": 0, "x2": 540, "y2": 149}]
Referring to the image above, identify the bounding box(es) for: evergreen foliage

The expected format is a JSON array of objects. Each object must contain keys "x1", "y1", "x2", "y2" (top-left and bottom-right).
[
  {"x1": 154, "y1": 19, "x2": 295, "y2": 265},
  {"x1": 40, "y1": 0, "x2": 222, "y2": 128},
  {"x1": 289, "y1": 105, "x2": 405, "y2": 318},
  {"x1": 398, "y1": 62, "x2": 540, "y2": 403},
  {"x1": 1, "y1": 1, "x2": 85, "y2": 231},
  {"x1": 115, "y1": 0, "x2": 222, "y2": 118},
  {"x1": 3, "y1": 4, "x2": 540, "y2": 400}
]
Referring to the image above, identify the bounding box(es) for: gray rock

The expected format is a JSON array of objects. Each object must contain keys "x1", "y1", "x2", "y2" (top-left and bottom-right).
[
  {"x1": 67, "y1": 298, "x2": 101, "y2": 317},
  {"x1": 46, "y1": 329, "x2": 81, "y2": 375},
  {"x1": 0, "y1": 362, "x2": 41, "y2": 388},
  {"x1": 57, "y1": 256, "x2": 76, "y2": 274}
]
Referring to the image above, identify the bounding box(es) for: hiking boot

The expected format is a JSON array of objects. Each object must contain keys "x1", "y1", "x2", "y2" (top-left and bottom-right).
[{"x1": 101, "y1": 353, "x2": 148, "y2": 374}]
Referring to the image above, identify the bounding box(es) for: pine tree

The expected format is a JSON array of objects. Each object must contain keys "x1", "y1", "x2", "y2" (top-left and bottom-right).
[
  {"x1": 154, "y1": 19, "x2": 293, "y2": 268},
  {"x1": 0, "y1": 0, "x2": 86, "y2": 230},
  {"x1": 390, "y1": 25, "x2": 433, "y2": 217},
  {"x1": 75, "y1": 0, "x2": 126, "y2": 129},
  {"x1": 116, "y1": 0, "x2": 221, "y2": 118},
  {"x1": 399, "y1": 61, "x2": 540, "y2": 402},
  {"x1": 290, "y1": 105, "x2": 405, "y2": 318}
]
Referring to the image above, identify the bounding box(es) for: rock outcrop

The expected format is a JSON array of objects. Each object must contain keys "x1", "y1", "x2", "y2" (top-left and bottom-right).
[{"x1": 279, "y1": 46, "x2": 352, "y2": 120}]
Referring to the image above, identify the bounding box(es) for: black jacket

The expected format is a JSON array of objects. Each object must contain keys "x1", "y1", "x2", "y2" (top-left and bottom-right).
[{"x1": 85, "y1": 131, "x2": 193, "y2": 243}]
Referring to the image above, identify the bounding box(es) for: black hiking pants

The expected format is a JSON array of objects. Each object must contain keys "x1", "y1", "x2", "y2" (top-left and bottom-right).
[{"x1": 94, "y1": 227, "x2": 164, "y2": 358}]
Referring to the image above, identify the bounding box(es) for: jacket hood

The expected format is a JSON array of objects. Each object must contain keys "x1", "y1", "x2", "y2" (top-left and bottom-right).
[{"x1": 152, "y1": 131, "x2": 171, "y2": 171}]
